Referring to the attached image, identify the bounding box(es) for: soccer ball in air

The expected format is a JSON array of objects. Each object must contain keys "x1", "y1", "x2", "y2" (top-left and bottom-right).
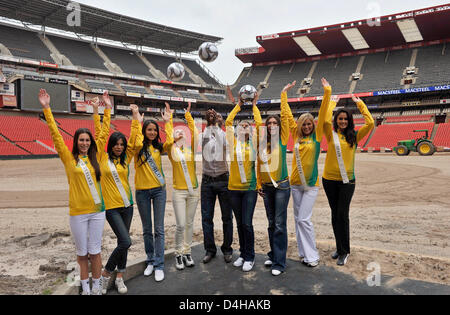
[
  {"x1": 167, "y1": 62, "x2": 185, "y2": 81},
  {"x1": 239, "y1": 85, "x2": 257, "y2": 101},
  {"x1": 198, "y1": 42, "x2": 219, "y2": 62}
]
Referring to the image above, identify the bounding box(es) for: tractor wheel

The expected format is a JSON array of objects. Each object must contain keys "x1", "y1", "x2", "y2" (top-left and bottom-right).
[
  {"x1": 395, "y1": 145, "x2": 409, "y2": 156},
  {"x1": 417, "y1": 142, "x2": 435, "y2": 156}
]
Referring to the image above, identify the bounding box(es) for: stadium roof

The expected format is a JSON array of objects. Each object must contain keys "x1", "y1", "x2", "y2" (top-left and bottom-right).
[
  {"x1": 0, "y1": 0, "x2": 222, "y2": 53},
  {"x1": 236, "y1": 4, "x2": 450, "y2": 64}
]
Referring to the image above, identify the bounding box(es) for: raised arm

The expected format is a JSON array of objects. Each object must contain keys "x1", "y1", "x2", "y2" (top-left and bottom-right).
[
  {"x1": 162, "y1": 102, "x2": 174, "y2": 153},
  {"x1": 92, "y1": 97, "x2": 101, "y2": 141},
  {"x1": 353, "y1": 95, "x2": 375, "y2": 143},
  {"x1": 225, "y1": 100, "x2": 242, "y2": 147},
  {"x1": 95, "y1": 91, "x2": 112, "y2": 154},
  {"x1": 127, "y1": 104, "x2": 144, "y2": 164},
  {"x1": 280, "y1": 81, "x2": 297, "y2": 143},
  {"x1": 39, "y1": 89, "x2": 72, "y2": 165},
  {"x1": 315, "y1": 78, "x2": 333, "y2": 141}
]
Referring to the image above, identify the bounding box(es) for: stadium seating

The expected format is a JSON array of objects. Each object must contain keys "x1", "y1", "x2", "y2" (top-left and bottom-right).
[
  {"x1": 143, "y1": 53, "x2": 194, "y2": 84},
  {"x1": 182, "y1": 59, "x2": 219, "y2": 86},
  {"x1": 204, "y1": 93, "x2": 227, "y2": 102},
  {"x1": 120, "y1": 84, "x2": 148, "y2": 95},
  {"x1": 433, "y1": 122, "x2": 450, "y2": 147},
  {"x1": 232, "y1": 66, "x2": 271, "y2": 95},
  {"x1": 85, "y1": 80, "x2": 122, "y2": 93},
  {"x1": 47, "y1": 35, "x2": 108, "y2": 71},
  {"x1": 414, "y1": 44, "x2": 450, "y2": 87},
  {"x1": 0, "y1": 115, "x2": 71, "y2": 141},
  {"x1": 0, "y1": 25, "x2": 52, "y2": 62},
  {"x1": 100, "y1": 45, "x2": 154, "y2": 77},
  {"x1": 384, "y1": 115, "x2": 433, "y2": 123},
  {"x1": 354, "y1": 49, "x2": 412, "y2": 93},
  {"x1": 15, "y1": 141, "x2": 56, "y2": 155},
  {"x1": 364, "y1": 122, "x2": 434, "y2": 150},
  {"x1": 0, "y1": 141, "x2": 29, "y2": 156}
]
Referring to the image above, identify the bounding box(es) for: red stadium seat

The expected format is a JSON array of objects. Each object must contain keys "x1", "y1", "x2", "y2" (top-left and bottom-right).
[{"x1": 433, "y1": 123, "x2": 450, "y2": 147}]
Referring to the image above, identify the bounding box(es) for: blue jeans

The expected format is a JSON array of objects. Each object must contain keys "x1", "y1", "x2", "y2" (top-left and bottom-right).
[
  {"x1": 262, "y1": 181, "x2": 290, "y2": 272},
  {"x1": 136, "y1": 187, "x2": 166, "y2": 270},
  {"x1": 229, "y1": 190, "x2": 258, "y2": 262},
  {"x1": 105, "y1": 206, "x2": 133, "y2": 273},
  {"x1": 201, "y1": 175, "x2": 233, "y2": 256}
]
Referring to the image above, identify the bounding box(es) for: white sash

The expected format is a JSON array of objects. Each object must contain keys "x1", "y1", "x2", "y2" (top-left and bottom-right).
[
  {"x1": 260, "y1": 149, "x2": 278, "y2": 188},
  {"x1": 78, "y1": 159, "x2": 101, "y2": 205},
  {"x1": 332, "y1": 131, "x2": 350, "y2": 184},
  {"x1": 175, "y1": 147, "x2": 195, "y2": 195},
  {"x1": 294, "y1": 142, "x2": 310, "y2": 189},
  {"x1": 146, "y1": 149, "x2": 165, "y2": 186},
  {"x1": 235, "y1": 141, "x2": 247, "y2": 184},
  {"x1": 107, "y1": 159, "x2": 131, "y2": 207}
]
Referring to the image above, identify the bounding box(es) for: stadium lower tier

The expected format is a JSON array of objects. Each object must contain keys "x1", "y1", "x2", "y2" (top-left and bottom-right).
[{"x1": 1, "y1": 114, "x2": 449, "y2": 157}]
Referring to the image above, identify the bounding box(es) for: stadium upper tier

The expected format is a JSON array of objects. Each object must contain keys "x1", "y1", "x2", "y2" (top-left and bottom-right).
[
  {"x1": 231, "y1": 43, "x2": 450, "y2": 100},
  {"x1": 0, "y1": 23, "x2": 221, "y2": 88}
]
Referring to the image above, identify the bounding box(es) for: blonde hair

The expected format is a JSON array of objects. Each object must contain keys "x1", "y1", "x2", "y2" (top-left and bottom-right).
[{"x1": 296, "y1": 113, "x2": 315, "y2": 139}]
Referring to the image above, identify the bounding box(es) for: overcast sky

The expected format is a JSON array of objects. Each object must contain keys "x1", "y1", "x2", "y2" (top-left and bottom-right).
[{"x1": 76, "y1": 0, "x2": 449, "y2": 85}]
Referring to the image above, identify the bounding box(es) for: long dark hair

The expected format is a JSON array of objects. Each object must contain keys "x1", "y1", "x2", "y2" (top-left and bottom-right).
[
  {"x1": 107, "y1": 132, "x2": 128, "y2": 167},
  {"x1": 333, "y1": 109, "x2": 356, "y2": 148},
  {"x1": 138, "y1": 120, "x2": 163, "y2": 166},
  {"x1": 265, "y1": 115, "x2": 281, "y2": 153},
  {"x1": 72, "y1": 128, "x2": 101, "y2": 181}
]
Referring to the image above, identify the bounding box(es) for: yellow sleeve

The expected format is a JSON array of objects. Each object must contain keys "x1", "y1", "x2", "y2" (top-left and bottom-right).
[
  {"x1": 162, "y1": 114, "x2": 174, "y2": 153},
  {"x1": 253, "y1": 105, "x2": 263, "y2": 191},
  {"x1": 185, "y1": 111, "x2": 198, "y2": 157},
  {"x1": 226, "y1": 104, "x2": 241, "y2": 148},
  {"x1": 315, "y1": 86, "x2": 332, "y2": 142},
  {"x1": 280, "y1": 92, "x2": 295, "y2": 144},
  {"x1": 356, "y1": 100, "x2": 375, "y2": 143},
  {"x1": 126, "y1": 120, "x2": 142, "y2": 164},
  {"x1": 256, "y1": 160, "x2": 262, "y2": 190},
  {"x1": 93, "y1": 114, "x2": 101, "y2": 141},
  {"x1": 96, "y1": 109, "x2": 110, "y2": 155},
  {"x1": 43, "y1": 108, "x2": 72, "y2": 165},
  {"x1": 323, "y1": 100, "x2": 337, "y2": 143}
]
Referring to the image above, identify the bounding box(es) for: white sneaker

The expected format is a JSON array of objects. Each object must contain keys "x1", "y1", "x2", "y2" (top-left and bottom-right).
[
  {"x1": 183, "y1": 254, "x2": 195, "y2": 267},
  {"x1": 233, "y1": 257, "x2": 244, "y2": 267},
  {"x1": 81, "y1": 290, "x2": 90, "y2": 295},
  {"x1": 271, "y1": 269, "x2": 282, "y2": 276},
  {"x1": 115, "y1": 277, "x2": 128, "y2": 294},
  {"x1": 242, "y1": 260, "x2": 254, "y2": 272},
  {"x1": 101, "y1": 276, "x2": 110, "y2": 294},
  {"x1": 155, "y1": 270, "x2": 164, "y2": 282},
  {"x1": 264, "y1": 259, "x2": 272, "y2": 267},
  {"x1": 144, "y1": 265, "x2": 154, "y2": 276},
  {"x1": 175, "y1": 255, "x2": 185, "y2": 270}
]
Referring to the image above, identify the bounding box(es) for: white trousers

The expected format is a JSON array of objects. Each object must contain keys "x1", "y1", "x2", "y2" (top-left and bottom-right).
[
  {"x1": 69, "y1": 211, "x2": 106, "y2": 256},
  {"x1": 172, "y1": 188, "x2": 200, "y2": 256},
  {"x1": 291, "y1": 185, "x2": 320, "y2": 263}
]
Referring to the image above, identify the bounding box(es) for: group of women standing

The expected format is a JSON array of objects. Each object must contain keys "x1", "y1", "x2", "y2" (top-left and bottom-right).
[{"x1": 38, "y1": 76, "x2": 374, "y2": 295}]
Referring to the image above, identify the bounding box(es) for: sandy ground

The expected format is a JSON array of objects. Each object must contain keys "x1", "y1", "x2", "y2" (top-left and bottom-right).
[{"x1": 0, "y1": 153, "x2": 449, "y2": 295}]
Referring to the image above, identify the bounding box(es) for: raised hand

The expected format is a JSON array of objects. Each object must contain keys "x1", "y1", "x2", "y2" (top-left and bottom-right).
[
  {"x1": 351, "y1": 94, "x2": 361, "y2": 103},
  {"x1": 252, "y1": 91, "x2": 260, "y2": 107},
  {"x1": 102, "y1": 91, "x2": 112, "y2": 109},
  {"x1": 130, "y1": 104, "x2": 144, "y2": 123},
  {"x1": 91, "y1": 96, "x2": 100, "y2": 115},
  {"x1": 185, "y1": 101, "x2": 191, "y2": 113},
  {"x1": 331, "y1": 95, "x2": 340, "y2": 103},
  {"x1": 38, "y1": 89, "x2": 50, "y2": 109},
  {"x1": 162, "y1": 102, "x2": 173, "y2": 122},
  {"x1": 282, "y1": 81, "x2": 297, "y2": 93},
  {"x1": 321, "y1": 78, "x2": 330, "y2": 88}
]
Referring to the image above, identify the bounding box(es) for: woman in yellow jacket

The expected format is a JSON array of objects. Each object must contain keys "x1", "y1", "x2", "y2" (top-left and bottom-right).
[
  {"x1": 282, "y1": 79, "x2": 335, "y2": 269},
  {"x1": 165, "y1": 102, "x2": 200, "y2": 270},
  {"x1": 134, "y1": 102, "x2": 173, "y2": 282},
  {"x1": 38, "y1": 89, "x2": 111, "y2": 295},
  {"x1": 226, "y1": 95, "x2": 262, "y2": 272},
  {"x1": 322, "y1": 95, "x2": 375, "y2": 266},
  {"x1": 92, "y1": 103, "x2": 143, "y2": 294}
]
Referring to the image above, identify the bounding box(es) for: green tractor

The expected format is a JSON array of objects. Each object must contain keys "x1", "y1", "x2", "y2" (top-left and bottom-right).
[{"x1": 394, "y1": 129, "x2": 436, "y2": 156}]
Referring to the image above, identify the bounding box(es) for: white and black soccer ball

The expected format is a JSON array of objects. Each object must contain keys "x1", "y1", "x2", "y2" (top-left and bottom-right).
[
  {"x1": 239, "y1": 85, "x2": 257, "y2": 101},
  {"x1": 198, "y1": 42, "x2": 219, "y2": 62},
  {"x1": 167, "y1": 62, "x2": 185, "y2": 81}
]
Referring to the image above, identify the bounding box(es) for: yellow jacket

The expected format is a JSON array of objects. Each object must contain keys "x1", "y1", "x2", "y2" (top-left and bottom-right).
[{"x1": 44, "y1": 108, "x2": 109, "y2": 216}]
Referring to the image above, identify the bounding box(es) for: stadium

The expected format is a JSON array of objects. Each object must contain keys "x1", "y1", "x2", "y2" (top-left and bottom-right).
[{"x1": 0, "y1": 0, "x2": 449, "y2": 296}]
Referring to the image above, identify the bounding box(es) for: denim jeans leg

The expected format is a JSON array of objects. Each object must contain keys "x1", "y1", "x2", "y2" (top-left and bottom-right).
[
  {"x1": 201, "y1": 180, "x2": 217, "y2": 256},
  {"x1": 105, "y1": 206, "x2": 133, "y2": 273},
  {"x1": 262, "y1": 185, "x2": 276, "y2": 262},
  {"x1": 216, "y1": 180, "x2": 233, "y2": 255},
  {"x1": 136, "y1": 190, "x2": 154, "y2": 266},
  {"x1": 229, "y1": 191, "x2": 244, "y2": 259},
  {"x1": 272, "y1": 183, "x2": 290, "y2": 271},
  {"x1": 151, "y1": 187, "x2": 166, "y2": 270},
  {"x1": 242, "y1": 191, "x2": 257, "y2": 262}
]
